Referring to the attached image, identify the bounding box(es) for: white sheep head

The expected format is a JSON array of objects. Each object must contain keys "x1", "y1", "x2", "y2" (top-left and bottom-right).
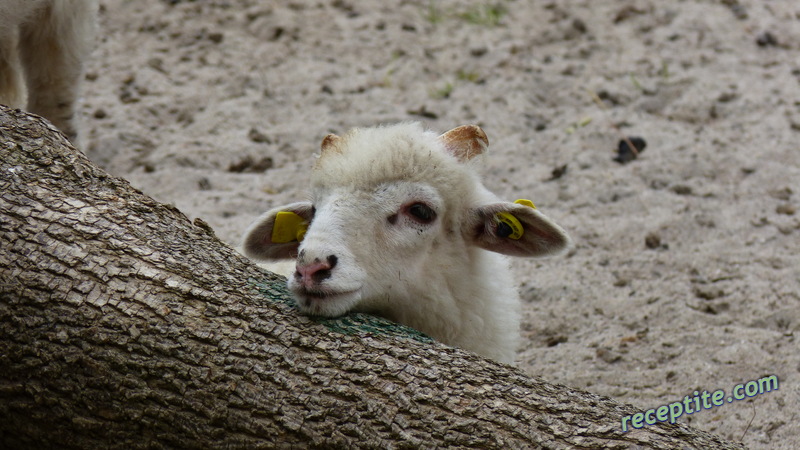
[{"x1": 242, "y1": 123, "x2": 570, "y2": 321}]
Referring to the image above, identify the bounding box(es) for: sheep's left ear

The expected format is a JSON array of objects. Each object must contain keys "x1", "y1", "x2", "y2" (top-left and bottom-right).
[
  {"x1": 438, "y1": 125, "x2": 488, "y2": 162},
  {"x1": 465, "y1": 200, "x2": 571, "y2": 257}
]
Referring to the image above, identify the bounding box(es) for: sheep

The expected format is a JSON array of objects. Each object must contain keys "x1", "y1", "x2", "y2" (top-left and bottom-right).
[
  {"x1": 242, "y1": 123, "x2": 570, "y2": 364},
  {"x1": 0, "y1": 0, "x2": 97, "y2": 144}
]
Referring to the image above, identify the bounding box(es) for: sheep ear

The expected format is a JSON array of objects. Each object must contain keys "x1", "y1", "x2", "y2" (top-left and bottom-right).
[
  {"x1": 242, "y1": 202, "x2": 314, "y2": 260},
  {"x1": 466, "y1": 200, "x2": 570, "y2": 257},
  {"x1": 321, "y1": 134, "x2": 342, "y2": 154},
  {"x1": 438, "y1": 125, "x2": 488, "y2": 162}
]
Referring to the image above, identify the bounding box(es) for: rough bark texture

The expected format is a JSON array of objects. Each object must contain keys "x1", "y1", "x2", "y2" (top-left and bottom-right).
[{"x1": 0, "y1": 105, "x2": 744, "y2": 449}]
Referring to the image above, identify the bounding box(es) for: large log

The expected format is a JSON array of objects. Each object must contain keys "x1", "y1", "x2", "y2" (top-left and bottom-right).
[{"x1": 0, "y1": 105, "x2": 744, "y2": 448}]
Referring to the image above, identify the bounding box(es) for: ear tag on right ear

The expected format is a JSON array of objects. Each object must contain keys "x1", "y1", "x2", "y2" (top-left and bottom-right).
[
  {"x1": 495, "y1": 212, "x2": 524, "y2": 240},
  {"x1": 271, "y1": 211, "x2": 308, "y2": 244}
]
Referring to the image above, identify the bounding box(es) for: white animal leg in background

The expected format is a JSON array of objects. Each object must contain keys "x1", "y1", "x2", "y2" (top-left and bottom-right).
[
  {"x1": 18, "y1": 0, "x2": 97, "y2": 144},
  {"x1": 0, "y1": 1, "x2": 31, "y2": 109}
]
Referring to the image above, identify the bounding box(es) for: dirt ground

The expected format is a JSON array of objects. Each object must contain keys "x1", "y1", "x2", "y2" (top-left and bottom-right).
[{"x1": 77, "y1": 1, "x2": 799, "y2": 447}]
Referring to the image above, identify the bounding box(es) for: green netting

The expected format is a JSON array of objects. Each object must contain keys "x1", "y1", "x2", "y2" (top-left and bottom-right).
[{"x1": 253, "y1": 279, "x2": 433, "y2": 344}]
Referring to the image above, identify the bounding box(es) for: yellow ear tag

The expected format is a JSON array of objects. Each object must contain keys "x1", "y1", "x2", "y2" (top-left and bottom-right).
[
  {"x1": 271, "y1": 211, "x2": 308, "y2": 244},
  {"x1": 514, "y1": 198, "x2": 536, "y2": 209},
  {"x1": 495, "y1": 212, "x2": 524, "y2": 240},
  {"x1": 494, "y1": 199, "x2": 535, "y2": 240}
]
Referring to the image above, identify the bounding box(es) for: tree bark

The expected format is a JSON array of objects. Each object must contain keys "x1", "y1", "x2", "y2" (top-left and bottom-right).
[{"x1": 0, "y1": 105, "x2": 743, "y2": 449}]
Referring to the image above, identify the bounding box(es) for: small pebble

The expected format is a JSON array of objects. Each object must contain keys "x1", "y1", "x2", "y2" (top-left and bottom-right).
[
  {"x1": 645, "y1": 232, "x2": 661, "y2": 249},
  {"x1": 613, "y1": 136, "x2": 646, "y2": 164},
  {"x1": 248, "y1": 128, "x2": 271, "y2": 144},
  {"x1": 407, "y1": 106, "x2": 438, "y2": 119},
  {"x1": 228, "y1": 156, "x2": 274, "y2": 173},
  {"x1": 546, "y1": 335, "x2": 568, "y2": 347},
  {"x1": 596, "y1": 347, "x2": 622, "y2": 364},
  {"x1": 548, "y1": 164, "x2": 568, "y2": 181},
  {"x1": 671, "y1": 185, "x2": 693, "y2": 196},
  {"x1": 198, "y1": 177, "x2": 212, "y2": 191},
  {"x1": 756, "y1": 31, "x2": 779, "y2": 47}
]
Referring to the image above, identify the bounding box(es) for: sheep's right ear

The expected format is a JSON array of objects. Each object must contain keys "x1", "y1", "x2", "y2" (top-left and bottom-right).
[{"x1": 242, "y1": 202, "x2": 314, "y2": 260}]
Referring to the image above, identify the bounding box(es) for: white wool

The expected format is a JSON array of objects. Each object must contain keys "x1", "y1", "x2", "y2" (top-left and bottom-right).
[
  {"x1": 310, "y1": 124, "x2": 518, "y2": 360},
  {"x1": 0, "y1": 0, "x2": 97, "y2": 143},
  {"x1": 243, "y1": 123, "x2": 570, "y2": 364}
]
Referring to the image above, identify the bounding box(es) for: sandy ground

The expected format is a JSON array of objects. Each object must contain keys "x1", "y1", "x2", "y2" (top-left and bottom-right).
[{"x1": 73, "y1": 1, "x2": 799, "y2": 447}]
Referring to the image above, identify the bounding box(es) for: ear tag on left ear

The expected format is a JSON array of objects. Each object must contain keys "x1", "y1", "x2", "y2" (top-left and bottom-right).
[
  {"x1": 495, "y1": 212, "x2": 524, "y2": 240},
  {"x1": 271, "y1": 211, "x2": 308, "y2": 244},
  {"x1": 514, "y1": 199, "x2": 536, "y2": 209},
  {"x1": 494, "y1": 199, "x2": 535, "y2": 239}
]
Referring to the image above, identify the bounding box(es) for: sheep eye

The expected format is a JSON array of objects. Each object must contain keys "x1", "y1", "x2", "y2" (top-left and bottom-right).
[{"x1": 408, "y1": 203, "x2": 436, "y2": 223}]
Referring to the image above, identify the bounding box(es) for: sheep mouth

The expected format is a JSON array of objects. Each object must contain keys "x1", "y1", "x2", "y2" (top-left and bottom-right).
[
  {"x1": 292, "y1": 287, "x2": 362, "y2": 315},
  {"x1": 300, "y1": 289, "x2": 354, "y2": 301}
]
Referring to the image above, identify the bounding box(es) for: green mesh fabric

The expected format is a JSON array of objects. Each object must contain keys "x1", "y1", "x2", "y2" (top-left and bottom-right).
[{"x1": 253, "y1": 278, "x2": 433, "y2": 344}]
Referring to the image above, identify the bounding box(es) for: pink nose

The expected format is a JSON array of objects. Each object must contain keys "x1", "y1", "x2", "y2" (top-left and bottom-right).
[{"x1": 294, "y1": 254, "x2": 338, "y2": 288}]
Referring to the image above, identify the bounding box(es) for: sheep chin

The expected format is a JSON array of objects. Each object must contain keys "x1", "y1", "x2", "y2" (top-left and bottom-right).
[{"x1": 292, "y1": 288, "x2": 363, "y2": 318}]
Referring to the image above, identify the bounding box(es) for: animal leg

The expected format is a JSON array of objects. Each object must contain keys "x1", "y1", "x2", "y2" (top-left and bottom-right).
[
  {"x1": 19, "y1": 0, "x2": 97, "y2": 143},
  {"x1": 0, "y1": 30, "x2": 26, "y2": 109}
]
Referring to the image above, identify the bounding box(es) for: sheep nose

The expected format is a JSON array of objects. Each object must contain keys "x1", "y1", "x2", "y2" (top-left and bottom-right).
[{"x1": 294, "y1": 254, "x2": 338, "y2": 287}]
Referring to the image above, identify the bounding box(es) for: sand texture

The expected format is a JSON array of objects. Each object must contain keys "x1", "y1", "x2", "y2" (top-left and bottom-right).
[{"x1": 76, "y1": 1, "x2": 799, "y2": 447}]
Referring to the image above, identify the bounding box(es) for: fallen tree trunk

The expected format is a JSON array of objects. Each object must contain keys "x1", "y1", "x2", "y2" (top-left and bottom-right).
[{"x1": 0, "y1": 105, "x2": 743, "y2": 449}]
